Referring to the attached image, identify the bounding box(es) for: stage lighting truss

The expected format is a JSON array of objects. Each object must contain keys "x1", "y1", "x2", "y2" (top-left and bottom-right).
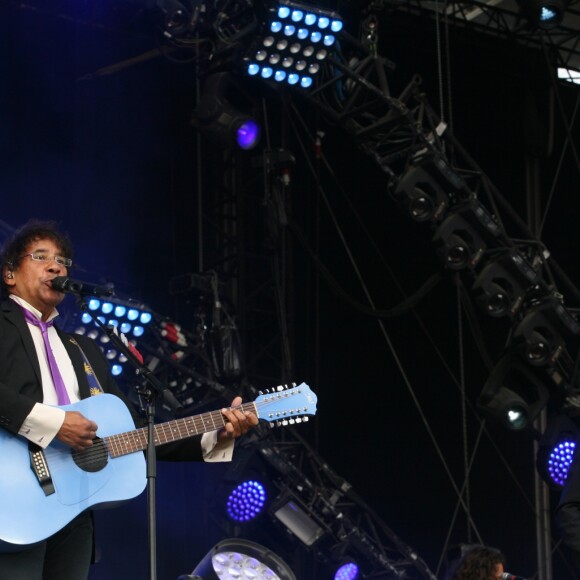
[
  {"x1": 432, "y1": 199, "x2": 504, "y2": 270},
  {"x1": 472, "y1": 249, "x2": 542, "y2": 318},
  {"x1": 185, "y1": 538, "x2": 297, "y2": 580},
  {"x1": 512, "y1": 296, "x2": 580, "y2": 367},
  {"x1": 212, "y1": 430, "x2": 438, "y2": 579},
  {"x1": 392, "y1": 152, "x2": 468, "y2": 223},
  {"x1": 537, "y1": 414, "x2": 579, "y2": 489},
  {"x1": 244, "y1": 1, "x2": 344, "y2": 89},
  {"x1": 62, "y1": 292, "x2": 239, "y2": 417},
  {"x1": 154, "y1": 0, "x2": 259, "y2": 49},
  {"x1": 478, "y1": 353, "x2": 551, "y2": 430}
]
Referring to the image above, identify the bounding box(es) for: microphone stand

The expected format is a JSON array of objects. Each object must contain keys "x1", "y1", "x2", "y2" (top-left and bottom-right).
[{"x1": 75, "y1": 293, "x2": 182, "y2": 580}]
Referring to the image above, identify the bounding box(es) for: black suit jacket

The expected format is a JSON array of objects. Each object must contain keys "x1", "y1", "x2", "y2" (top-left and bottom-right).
[{"x1": 0, "y1": 298, "x2": 203, "y2": 461}]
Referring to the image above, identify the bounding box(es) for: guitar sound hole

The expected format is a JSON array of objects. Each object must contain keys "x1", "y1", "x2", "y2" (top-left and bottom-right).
[{"x1": 71, "y1": 438, "x2": 109, "y2": 473}]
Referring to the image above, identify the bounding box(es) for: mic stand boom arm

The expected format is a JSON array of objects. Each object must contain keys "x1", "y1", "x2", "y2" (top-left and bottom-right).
[{"x1": 77, "y1": 298, "x2": 182, "y2": 580}]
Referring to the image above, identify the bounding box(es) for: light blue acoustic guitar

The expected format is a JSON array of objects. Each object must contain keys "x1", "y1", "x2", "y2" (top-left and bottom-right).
[{"x1": 0, "y1": 383, "x2": 317, "y2": 552}]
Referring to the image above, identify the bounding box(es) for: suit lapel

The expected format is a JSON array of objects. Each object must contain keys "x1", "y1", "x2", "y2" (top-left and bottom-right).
[
  {"x1": 2, "y1": 299, "x2": 42, "y2": 387},
  {"x1": 59, "y1": 330, "x2": 91, "y2": 400}
]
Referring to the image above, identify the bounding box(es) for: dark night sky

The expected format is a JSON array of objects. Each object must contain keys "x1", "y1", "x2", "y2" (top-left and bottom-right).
[{"x1": 3, "y1": 2, "x2": 580, "y2": 579}]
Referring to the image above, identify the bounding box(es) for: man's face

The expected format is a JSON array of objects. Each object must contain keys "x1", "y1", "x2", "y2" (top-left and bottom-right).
[{"x1": 3, "y1": 237, "x2": 68, "y2": 319}]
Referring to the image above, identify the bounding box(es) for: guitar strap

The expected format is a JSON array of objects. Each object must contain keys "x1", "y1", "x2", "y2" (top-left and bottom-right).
[{"x1": 68, "y1": 337, "x2": 105, "y2": 397}]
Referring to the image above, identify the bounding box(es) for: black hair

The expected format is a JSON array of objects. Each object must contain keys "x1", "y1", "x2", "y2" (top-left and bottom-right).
[{"x1": 1, "y1": 219, "x2": 73, "y2": 297}]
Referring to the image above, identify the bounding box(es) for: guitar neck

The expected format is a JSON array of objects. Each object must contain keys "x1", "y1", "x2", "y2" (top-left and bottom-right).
[{"x1": 104, "y1": 402, "x2": 257, "y2": 458}]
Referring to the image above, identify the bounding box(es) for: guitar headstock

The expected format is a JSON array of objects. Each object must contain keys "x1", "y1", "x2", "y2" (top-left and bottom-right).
[{"x1": 254, "y1": 383, "x2": 317, "y2": 427}]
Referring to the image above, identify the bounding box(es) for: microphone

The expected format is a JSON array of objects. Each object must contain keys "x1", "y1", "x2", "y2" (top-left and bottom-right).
[
  {"x1": 52, "y1": 276, "x2": 115, "y2": 298},
  {"x1": 502, "y1": 573, "x2": 526, "y2": 580}
]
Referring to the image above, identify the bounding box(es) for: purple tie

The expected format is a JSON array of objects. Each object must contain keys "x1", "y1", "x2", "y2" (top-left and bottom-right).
[{"x1": 20, "y1": 307, "x2": 71, "y2": 405}]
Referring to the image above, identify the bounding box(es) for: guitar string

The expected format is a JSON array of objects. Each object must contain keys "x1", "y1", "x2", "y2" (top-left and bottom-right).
[{"x1": 65, "y1": 391, "x2": 310, "y2": 467}]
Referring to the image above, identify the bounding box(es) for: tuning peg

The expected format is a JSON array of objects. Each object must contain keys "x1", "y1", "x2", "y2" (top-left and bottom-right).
[
  {"x1": 295, "y1": 417, "x2": 302, "y2": 423},
  {"x1": 303, "y1": 417, "x2": 309, "y2": 422},
  {"x1": 258, "y1": 390, "x2": 263, "y2": 395}
]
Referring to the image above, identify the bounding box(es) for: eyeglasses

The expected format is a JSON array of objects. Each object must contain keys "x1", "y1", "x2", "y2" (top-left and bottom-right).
[{"x1": 17, "y1": 252, "x2": 73, "y2": 268}]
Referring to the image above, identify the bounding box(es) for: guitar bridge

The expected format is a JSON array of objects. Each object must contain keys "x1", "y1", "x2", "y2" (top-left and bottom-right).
[{"x1": 28, "y1": 443, "x2": 55, "y2": 496}]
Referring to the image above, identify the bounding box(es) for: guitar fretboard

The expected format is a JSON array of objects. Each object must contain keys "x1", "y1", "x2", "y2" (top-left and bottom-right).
[{"x1": 103, "y1": 402, "x2": 257, "y2": 458}]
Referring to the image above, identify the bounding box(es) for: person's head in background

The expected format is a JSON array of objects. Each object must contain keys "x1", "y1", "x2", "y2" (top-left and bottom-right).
[{"x1": 446, "y1": 544, "x2": 505, "y2": 580}]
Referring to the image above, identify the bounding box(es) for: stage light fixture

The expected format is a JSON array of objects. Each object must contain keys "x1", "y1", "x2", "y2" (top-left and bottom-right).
[
  {"x1": 519, "y1": 0, "x2": 567, "y2": 29},
  {"x1": 271, "y1": 496, "x2": 325, "y2": 546},
  {"x1": 191, "y1": 72, "x2": 261, "y2": 151},
  {"x1": 472, "y1": 250, "x2": 539, "y2": 318},
  {"x1": 226, "y1": 480, "x2": 268, "y2": 523},
  {"x1": 334, "y1": 561, "x2": 360, "y2": 580},
  {"x1": 70, "y1": 297, "x2": 152, "y2": 377},
  {"x1": 432, "y1": 200, "x2": 502, "y2": 270},
  {"x1": 537, "y1": 415, "x2": 579, "y2": 488},
  {"x1": 558, "y1": 67, "x2": 580, "y2": 85},
  {"x1": 244, "y1": 1, "x2": 343, "y2": 89},
  {"x1": 155, "y1": 0, "x2": 199, "y2": 40},
  {"x1": 180, "y1": 538, "x2": 297, "y2": 580},
  {"x1": 513, "y1": 297, "x2": 579, "y2": 367},
  {"x1": 478, "y1": 354, "x2": 550, "y2": 430},
  {"x1": 393, "y1": 153, "x2": 464, "y2": 223}
]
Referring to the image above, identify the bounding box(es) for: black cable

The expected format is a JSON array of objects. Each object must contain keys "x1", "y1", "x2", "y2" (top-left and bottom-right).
[{"x1": 288, "y1": 220, "x2": 443, "y2": 319}]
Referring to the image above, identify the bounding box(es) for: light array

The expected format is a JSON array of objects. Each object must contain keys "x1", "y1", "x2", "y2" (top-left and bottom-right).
[
  {"x1": 190, "y1": 539, "x2": 297, "y2": 580},
  {"x1": 335, "y1": 562, "x2": 359, "y2": 580},
  {"x1": 245, "y1": 1, "x2": 343, "y2": 88},
  {"x1": 548, "y1": 440, "x2": 576, "y2": 487},
  {"x1": 74, "y1": 298, "x2": 153, "y2": 376},
  {"x1": 211, "y1": 551, "x2": 282, "y2": 579},
  {"x1": 226, "y1": 480, "x2": 267, "y2": 523}
]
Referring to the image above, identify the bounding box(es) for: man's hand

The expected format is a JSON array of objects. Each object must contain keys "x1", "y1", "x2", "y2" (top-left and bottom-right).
[
  {"x1": 218, "y1": 396, "x2": 258, "y2": 444},
  {"x1": 55, "y1": 411, "x2": 98, "y2": 450}
]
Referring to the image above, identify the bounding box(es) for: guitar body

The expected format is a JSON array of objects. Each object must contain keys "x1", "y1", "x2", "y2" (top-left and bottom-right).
[{"x1": 0, "y1": 395, "x2": 146, "y2": 551}]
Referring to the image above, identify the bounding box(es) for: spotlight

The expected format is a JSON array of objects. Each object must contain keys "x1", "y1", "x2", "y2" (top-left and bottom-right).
[
  {"x1": 513, "y1": 297, "x2": 579, "y2": 366},
  {"x1": 155, "y1": 0, "x2": 199, "y2": 40},
  {"x1": 537, "y1": 415, "x2": 579, "y2": 488},
  {"x1": 558, "y1": 67, "x2": 580, "y2": 85},
  {"x1": 519, "y1": 0, "x2": 567, "y2": 29},
  {"x1": 226, "y1": 480, "x2": 267, "y2": 523},
  {"x1": 478, "y1": 354, "x2": 550, "y2": 430},
  {"x1": 245, "y1": 1, "x2": 344, "y2": 89},
  {"x1": 334, "y1": 561, "x2": 360, "y2": 580},
  {"x1": 393, "y1": 153, "x2": 464, "y2": 223},
  {"x1": 180, "y1": 538, "x2": 297, "y2": 580},
  {"x1": 191, "y1": 72, "x2": 261, "y2": 151},
  {"x1": 432, "y1": 200, "x2": 503, "y2": 270},
  {"x1": 472, "y1": 250, "x2": 539, "y2": 318}
]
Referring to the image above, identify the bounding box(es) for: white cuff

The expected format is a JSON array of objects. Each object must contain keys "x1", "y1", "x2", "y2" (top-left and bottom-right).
[
  {"x1": 201, "y1": 431, "x2": 234, "y2": 462},
  {"x1": 18, "y1": 403, "x2": 66, "y2": 449}
]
